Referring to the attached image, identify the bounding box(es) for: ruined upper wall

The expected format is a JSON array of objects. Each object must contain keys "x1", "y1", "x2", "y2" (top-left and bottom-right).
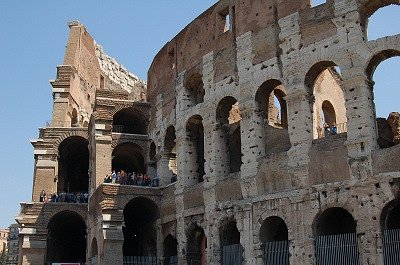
[{"x1": 95, "y1": 43, "x2": 146, "y2": 101}]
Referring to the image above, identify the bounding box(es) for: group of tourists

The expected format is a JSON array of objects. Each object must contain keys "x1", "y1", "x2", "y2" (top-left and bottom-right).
[
  {"x1": 324, "y1": 123, "x2": 338, "y2": 136},
  {"x1": 104, "y1": 170, "x2": 159, "y2": 187},
  {"x1": 39, "y1": 190, "x2": 89, "y2": 203}
]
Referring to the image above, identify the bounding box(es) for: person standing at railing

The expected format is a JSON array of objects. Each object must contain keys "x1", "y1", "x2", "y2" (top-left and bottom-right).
[
  {"x1": 111, "y1": 170, "x2": 117, "y2": 183},
  {"x1": 331, "y1": 124, "x2": 337, "y2": 135}
]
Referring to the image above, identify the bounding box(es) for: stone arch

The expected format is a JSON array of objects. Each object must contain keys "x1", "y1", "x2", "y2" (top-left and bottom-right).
[
  {"x1": 313, "y1": 207, "x2": 357, "y2": 236},
  {"x1": 215, "y1": 96, "x2": 242, "y2": 175},
  {"x1": 112, "y1": 107, "x2": 148, "y2": 135},
  {"x1": 380, "y1": 199, "x2": 400, "y2": 231},
  {"x1": 366, "y1": 49, "x2": 400, "y2": 81},
  {"x1": 321, "y1": 100, "x2": 337, "y2": 126},
  {"x1": 46, "y1": 210, "x2": 87, "y2": 264},
  {"x1": 186, "y1": 223, "x2": 206, "y2": 265},
  {"x1": 305, "y1": 61, "x2": 347, "y2": 139},
  {"x1": 260, "y1": 216, "x2": 290, "y2": 264},
  {"x1": 41, "y1": 204, "x2": 87, "y2": 227},
  {"x1": 185, "y1": 72, "x2": 205, "y2": 105},
  {"x1": 163, "y1": 234, "x2": 178, "y2": 265},
  {"x1": 149, "y1": 141, "x2": 156, "y2": 162},
  {"x1": 57, "y1": 136, "x2": 89, "y2": 193},
  {"x1": 219, "y1": 217, "x2": 243, "y2": 264},
  {"x1": 53, "y1": 130, "x2": 89, "y2": 152},
  {"x1": 360, "y1": 1, "x2": 400, "y2": 24},
  {"x1": 123, "y1": 197, "x2": 160, "y2": 258},
  {"x1": 186, "y1": 115, "x2": 205, "y2": 183},
  {"x1": 365, "y1": 3, "x2": 400, "y2": 41},
  {"x1": 112, "y1": 142, "x2": 146, "y2": 175},
  {"x1": 380, "y1": 199, "x2": 400, "y2": 264}
]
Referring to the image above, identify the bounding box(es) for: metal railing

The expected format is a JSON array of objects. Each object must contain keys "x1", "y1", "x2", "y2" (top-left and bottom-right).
[
  {"x1": 123, "y1": 256, "x2": 157, "y2": 265},
  {"x1": 383, "y1": 229, "x2": 400, "y2": 265},
  {"x1": 112, "y1": 124, "x2": 146, "y2": 135},
  {"x1": 222, "y1": 244, "x2": 243, "y2": 265},
  {"x1": 264, "y1": 240, "x2": 290, "y2": 265},
  {"x1": 166, "y1": 256, "x2": 178, "y2": 265},
  {"x1": 315, "y1": 233, "x2": 359, "y2": 265}
]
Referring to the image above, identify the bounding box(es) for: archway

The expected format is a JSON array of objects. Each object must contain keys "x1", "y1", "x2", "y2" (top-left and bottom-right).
[
  {"x1": 91, "y1": 238, "x2": 98, "y2": 265},
  {"x1": 187, "y1": 225, "x2": 206, "y2": 265},
  {"x1": 123, "y1": 197, "x2": 159, "y2": 260},
  {"x1": 364, "y1": 3, "x2": 400, "y2": 41},
  {"x1": 57, "y1": 136, "x2": 89, "y2": 193},
  {"x1": 216, "y1": 96, "x2": 242, "y2": 175},
  {"x1": 186, "y1": 115, "x2": 205, "y2": 183},
  {"x1": 381, "y1": 200, "x2": 400, "y2": 264},
  {"x1": 163, "y1": 235, "x2": 178, "y2": 265},
  {"x1": 305, "y1": 62, "x2": 347, "y2": 139},
  {"x1": 46, "y1": 211, "x2": 86, "y2": 264},
  {"x1": 112, "y1": 107, "x2": 148, "y2": 135},
  {"x1": 112, "y1": 143, "x2": 145, "y2": 175},
  {"x1": 164, "y1": 126, "x2": 177, "y2": 183},
  {"x1": 260, "y1": 216, "x2": 289, "y2": 264},
  {"x1": 314, "y1": 207, "x2": 359, "y2": 264},
  {"x1": 366, "y1": 51, "x2": 400, "y2": 149},
  {"x1": 185, "y1": 73, "x2": 205, "y2": 106},
  {"x1": 220, "y1": 220, "x2": 242, "y2": 264}
]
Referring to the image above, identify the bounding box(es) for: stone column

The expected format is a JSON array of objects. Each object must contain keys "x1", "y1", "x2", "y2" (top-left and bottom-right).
[
  {"x1": 19, "y1": 228, "x2": 47, "y2": 265},
  {"x1": 102, "y1": 229, "x2": 124, "y2": 265},
  {"x1": 31, "y1": 154, "x2": 57, "y2": 202},
  {"x1": 157, "y1": 152, "x2": 174, "y2": 187},
  {"x1": 237, "y1": 206, "x2": 255, "y2": 265},
  {"x1": 284, "y1": 89, "x2": 313, "y2": 188},
  {"x1": 90, "y1": 127, "x2": 112, "y2": 194},
  {"x1": 211, "y1": 122, "x2": 230, "y2": 179},
  {"x1": 342, "y1": 71, "x2": 377, "y2": 180}
]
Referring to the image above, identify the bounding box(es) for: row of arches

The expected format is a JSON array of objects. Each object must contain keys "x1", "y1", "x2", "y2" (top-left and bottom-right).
[{"x1": 44, "y1": 197, "x2": 400, "y2": 264}]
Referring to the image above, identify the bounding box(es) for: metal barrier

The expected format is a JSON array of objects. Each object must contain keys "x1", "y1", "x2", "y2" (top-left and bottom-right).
[
  {"x1": 383, "y1": 229, "x2": 400, "y2": 265},
  {"x1": 167, "y1": 256, "x2": 178, "y2": 265},
  {"x1": 123, "y1": 256, "x2": 157, "y2": 265},
  {"x1": 315, "y1": 233, "x2": 359, "y2": 265},
  {"x1": 264, "y1": 240, "x2": 290, "y2": 265},
  {"x1": 222, "y1": 244, "x2": 243, "y2": 265}
]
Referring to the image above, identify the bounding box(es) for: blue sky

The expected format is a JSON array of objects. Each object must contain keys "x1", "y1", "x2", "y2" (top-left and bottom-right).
[{"x1": 0, "y1": 1, "x2": 398, "y2": 228}]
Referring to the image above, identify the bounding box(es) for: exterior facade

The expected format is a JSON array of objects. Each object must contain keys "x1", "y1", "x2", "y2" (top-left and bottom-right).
[{"x1": 16, "y1": 1, "x2": 400, "y2": 265}]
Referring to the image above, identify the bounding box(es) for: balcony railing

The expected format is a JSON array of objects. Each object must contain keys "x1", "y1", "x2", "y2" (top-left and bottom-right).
[
  {"x1": 317, "y1": 122, "x2": 347, "y2": 138},
  {"x1": 112, "y1": 124, "x2": 146, "y2": 135}
]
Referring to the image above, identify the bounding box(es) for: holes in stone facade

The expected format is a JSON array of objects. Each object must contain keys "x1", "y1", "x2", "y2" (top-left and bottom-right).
[
  {"x1": 187, "y1": 225, "x2": 206, "y2": 265},
  {"x1": 46, "y1": 211, "x2": 86, "y2": 264},
  {"x1": 216, "y1": 96, "x2": 242, "y2": 174},
  {"x1": 186, "y1": 115, "x2": 205, "y2": 183},
  {"x1": 112, "y1": 142, "x2": 145, "y2": 175},
  {"x1": 112, "y1": 107, "x2": 148, "y2": 135},
  {"x1": 57, "y1": 136, "x2": 89, "y2": 193},
  {"x1": 123, "y1": 197, "x2": 159, "y2": 257},
  {"x1": 305, "y1": 62, "x2": 347, "y2": 139}
]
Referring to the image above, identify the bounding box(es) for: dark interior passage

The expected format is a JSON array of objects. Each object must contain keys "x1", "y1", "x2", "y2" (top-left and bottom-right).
[
  {"x1": 260, "y1": 216, "x2": 288, "y2": 243},
  {"x1": 112, "y1": 143, "x2": 145, "y2": 174},
  {"x1": 187, "y1": 225, "x2": 206, "y2": 265},
  {"x1": 46, "y1": 211, "x2": 86, "y2": 264},
  {"x1": 113, "y1": 107, "x2": 148, "y2": 135},
  {"x1": 315, "y1": 207, "x2": 357, "y2": 236}
]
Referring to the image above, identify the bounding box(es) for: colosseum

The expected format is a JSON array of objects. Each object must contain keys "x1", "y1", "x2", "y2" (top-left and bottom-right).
[{"x1": 15, "y1": 0, "x2": 400, "y2": 265}]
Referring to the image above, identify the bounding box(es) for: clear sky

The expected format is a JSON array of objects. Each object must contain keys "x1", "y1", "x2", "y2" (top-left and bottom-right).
[{"x1": 0, "y1": 1, "x2": 398, "y2": 229}]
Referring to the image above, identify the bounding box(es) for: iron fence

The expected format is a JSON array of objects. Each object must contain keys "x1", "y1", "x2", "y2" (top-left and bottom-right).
[
  {"x1": 315, "y1": 233, "x2": 359, "y2": 265},
  {"x1": 264, "y1": 240, "x2": 290, "y2": 265},
  {"x1": 383, "y1": 229, "x2": 400, "y2": 265},
  {"x1": 222, "y1": 243, "x2": 243, "y2": 265},
  {"x1": 123, "y1": 256, "x2": 157, "y2": 265}
]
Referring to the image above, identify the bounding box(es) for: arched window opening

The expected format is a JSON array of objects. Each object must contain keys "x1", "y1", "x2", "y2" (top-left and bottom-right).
[
  {"x1": 381, "y1": 200, "x2": 400, "y2": 264},
  {"x1": 163, "y1": 235, "x2": 178, "y2": 265},
  {"x1": 149, "y1": 142, "x2": 156, "y2": 162},
  {"x1": 165, "y1": 126, "x2": 177, "y2": 183},
  {"x1": 185, "y1": 73, "x2": 205, "y2": 106},
  {"x1": 46, "y1": 211, "x2": 86, "y2": 264},
  {"x1": 58, "y1": 136, "x2": 89, "y2": 194},
  {"x1": 187, "y1": 225, "x2": 206, "y2": 265},
  {"x1": 71, "y1": 108, "x2": 78, "y2": 127},
  {"x1": 305, "y1": 62, "x2": 347, "y2": 139},
  {"x1": 112, "y1": 107, "x2": 148, "y2": 135},
  {"x1": 91, "y1": 238, "x2": 98, "y2": 264},
  {"x1": 123, "y1": 197, "x2": 159, "y2": 260},
  {"x1": 112, "y1": 143, "x2": 145, "y2": 176},
  {"x1": 367, "y1": 54, "x2": 400, "y2": 149},
  {"x1": 216, "y1": 97, "x2": 242, "y2": 174},
  {"x1": 314, "y1": 207, "x2": 359, "y2": 264},
  {"x1": 186, "y1": 115, "x2": 205, "y2": 183},
  {"x1": 260, "y1": 216, "x2": 290, "y2": 264},
  {"x1": 366, "y1": 5, "x2": 400, "y2": 41},
  {"x1": 220, "y1": 220, "x2": 243, "y2": 264}
]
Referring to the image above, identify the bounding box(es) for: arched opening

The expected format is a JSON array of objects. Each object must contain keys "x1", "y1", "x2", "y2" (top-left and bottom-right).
[
  {"x1": 366, "y1": 51, "x2": 400, "y2": 149},
  {"x1": 112, "y1": 107, "x2": 148, "y2": 135},
  {"x1": 46, "y1": 211, "x2": 86, "y2": 264},
  {"x1": 187, "y1": 225, "x2": 206, "y2": 265},
  {"x1": 185, "y1": 73, "x2": 205, "y2": 106},
  {"x1": 260, "y1": 216, "x2": 290, "y2": 264},
  {"x1": 148, "y1": 141, "x2": 157, "y2": 183},
  {"x1": 186, "y1": 115, "x2": 205, "y2": 183},
  {"x1": 311, "y1": 0, "x2": 326, "y2": 7},
  {"x1": 123, "y1": 197, "x2": 159, "y2": 261},
  {"x1": 165, "y1": 126, "x2": 177, "y2": 183},
  {"x1": 220, "y1": 220, "x2": 243, "y2": 264},
  {"x1": 58, "y1": 136, "x2": 89, "y2": 193},
  {"x1": 216, "y1": 96, "x2": 242, "y2": 175},
  {"x1": 91, "y1": 238, "x2": 98, "y2": 265},
  {"x1": 365, "y1": 4, "x2": 400, "y2": 41},
  {"x1": 305, "y1": 62, "x2": 347, "y2": 139},
  {"x1": 381, "y1": 200, "x2": 400, "y2": 264},
  {"x1": 71, "y1": 108, "x2": 78, "y2": 127},
  {"x1": 314, "y1": 207, "x2": 359, "y2": 264},
  {"x1": 163, "y1": 235, "x2": 178, "y2": 265},
  {"x1": 150, "y1": 142, "x2": 156, "y2": 162},
  {"x1": 255, "y1": 79, "x2": 291, "y2": 155},
  {"x1": 112, "y1": 143, "x2": 145, "y2": 175}
]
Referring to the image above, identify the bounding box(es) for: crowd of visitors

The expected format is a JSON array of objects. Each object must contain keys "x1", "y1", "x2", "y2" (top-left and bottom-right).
[
  {"x1": 103, "y1": 170, "x2": 159, "y2": 187},
  {"x1": 39, "y1": 190, "x2": 88, "y2": 203}
]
